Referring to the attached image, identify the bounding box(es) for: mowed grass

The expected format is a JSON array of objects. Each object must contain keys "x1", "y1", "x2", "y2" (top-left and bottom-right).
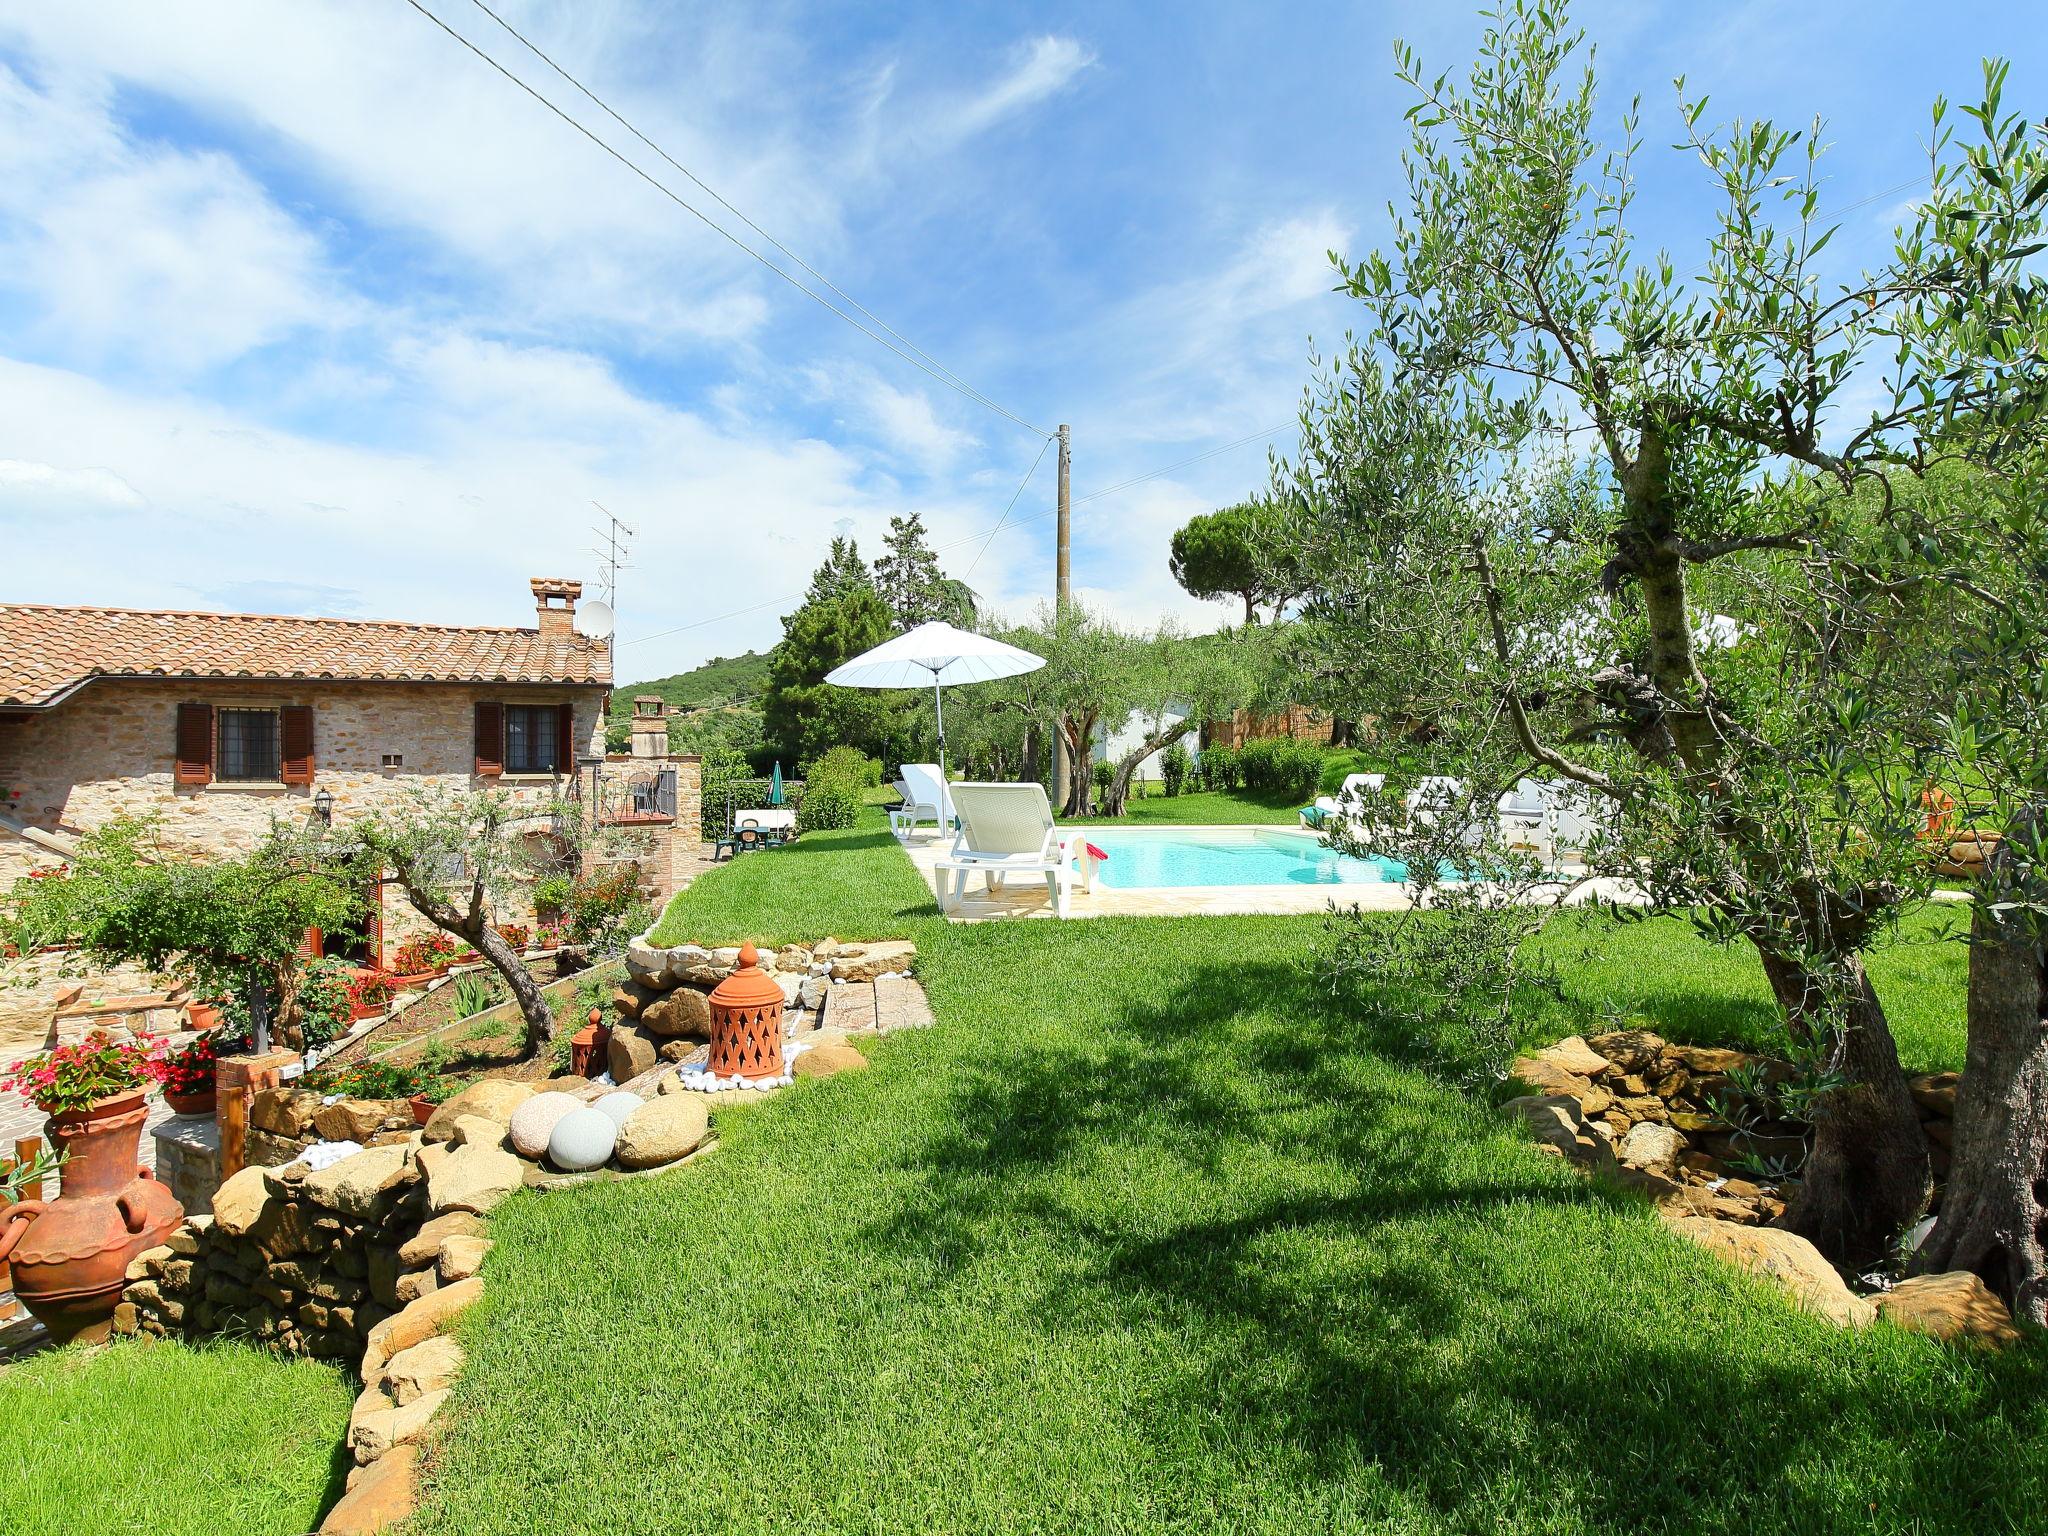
[
  {"x1": 1059, "y1": 785, "x2": 1306, "y2": 824},
  {"x1": 0, "y1": 1338, "x2": 352, "y2": 1535},
  {"x1": 413, "y1": 815, "x2": 2041, "y2": 1535}
]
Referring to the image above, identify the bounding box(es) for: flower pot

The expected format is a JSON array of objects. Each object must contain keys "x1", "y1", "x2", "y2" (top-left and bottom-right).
[
  {"x1": 162, "y1": 1088, "x2": 217, "y2": 1117},
  {"x1": 408, "y1": 1093, "x2": 436, "y2": 1126},
  {"x1": 184, "y1": 1002, "x2": 222, "y2": 1032},
  {"x1": 387, "y1": 971, "x2": 436, "y2": 990},
  {"x1": 0, "y1": 1091, "x2": 183, "y2": 1344}
]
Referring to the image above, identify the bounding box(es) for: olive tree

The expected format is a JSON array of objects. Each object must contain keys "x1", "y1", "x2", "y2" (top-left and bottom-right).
[
  {"x1": 338, "y1": 788, "x2": 597, "y2": 1059},
  {"x1": 1273, "y1": 0, "x2": 2048, "y2": 1265}
]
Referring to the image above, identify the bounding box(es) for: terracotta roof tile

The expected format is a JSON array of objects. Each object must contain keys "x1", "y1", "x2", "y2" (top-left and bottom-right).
[{"x1": 0, "y1": 603, "x2": 612, "y2": 707}]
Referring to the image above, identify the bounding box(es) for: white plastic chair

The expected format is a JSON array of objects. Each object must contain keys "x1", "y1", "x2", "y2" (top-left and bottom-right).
[
  {"x1": 934, "y1": 782, "x2": 1091, "y2": 917},
  {"x1": 890, "y1": 764, "x2": 954, "y2": 839}
]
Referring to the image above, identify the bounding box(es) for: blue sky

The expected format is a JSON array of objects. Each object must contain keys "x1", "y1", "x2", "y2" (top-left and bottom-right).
[{"x1": 0, "y1": 1, "x2": 2041, "y2": 680}]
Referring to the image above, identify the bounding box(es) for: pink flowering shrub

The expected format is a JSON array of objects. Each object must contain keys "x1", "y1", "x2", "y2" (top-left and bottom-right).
[{"x1": 4, "y1": 1029, "x2": 165, "y2": 1116}]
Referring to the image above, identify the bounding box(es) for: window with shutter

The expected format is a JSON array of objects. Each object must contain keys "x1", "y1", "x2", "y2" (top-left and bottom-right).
[
  {"x1": 174, "y1": 702, "x2": 215, "y2": 786},
  {"x1": 474, "y1": 702, "x2": 505, "y2": 777},
  {"x1": 503, "y1": 704, "x2": 562, "y2": 774},
  {"x1": 280, "y1": 705, "x2": 316, "y2": 785}
]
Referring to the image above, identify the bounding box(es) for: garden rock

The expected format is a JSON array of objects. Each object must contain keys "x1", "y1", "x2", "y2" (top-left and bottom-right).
[
  {"x1": 1875, "y1": 1271, "x2": 2020, "y2": 1347},
  {"x1": 612, "y1": 979, "x2": 660, "y2": 1019},
  {"x1": 313, "y1": 1098, "x2": 392, "y2": 1145},
  {"x1": 794, "y1": 1043, "x2": 868, "y2": 1080},
  {"x1": 625, "y1": 937, "x2": 667, "y2": 985},
  {"x1": 664, "y1": 943, "x2": 727, "y2": 986},
  {"x1": 381, "y1": 1335, "x2": 465, "y2": 1405},
  {"x1": 427, "y1": 1142, "x2": 523, "y2": 1216},
  {"x1": 1509, "y1": 1055, "x2": 1612, "y2": 1116},
  {"x1": 437, "y1": 1234, "x2": 493, "y2": 1282},
  {"x1": 350, "y1": 1387, "x2": 449, "y2": 1464},
  {"x1": 211, "y1": 1166, "x2": 275, "y2": 1237},
  {"x1": 827, "y1": 940, "x2": 916, "y2": 982},
  {"x1": 773, "y1": 944, "x2": 812, "y2": 973},
  {"x1": 394, "y1": 1268, "x2": 439, "y2": 1306},
  {"x1": 423, "y1": 1080, "x2": 535, "y2": 1143},
  {"x1": 252, "y1": 1088, "x2": 321, "y2": 1137},
  {"x1": 507, "y1": 1091, "x2": 583, "y2": 1158},
  {"x1": 362, "y1": 1277, "x2": 483, "y2": 1379},
  {"x1": 640, "y1": 985, "x2": 713, "y2": 1037},
  {"x1": 1533, "y1": 1035, "x2": 1610, "y2": 1078},
  {"x1": 800, "y1": 975, "x2": 828, "y2": 1010},
  {"x1": 1500, "y1": 1094, "x2": 1615, "y2": 1172},
  {"x1": 1618, "y1": 1121, "x2": 1685, "y2": 1174},
  {"x1": 303, "y1": 1144, "x2": 416, "y2": 1220},
  {"x1": 608, "y1": 1023, "x2": 662, "y2": 1082},
  {"x1": 449, "y1": 1114, "x2": 509, "y2": 1150},
  {"x1": 1663, "y1": 1214, "x2": 1875, "y2": 1327},
  {"x1": 594, "y1": 1090, "x2": 645, "y2": 1126},
  {"x1": 398, "y1": 1212, "x2": 484, "y2": 1267},
  {"x1": 319, "y1": 1444, "x2": 419, "y2": 1535},
  {"x1": 547, "y1": 1107, "x2": 618, "y2": 1172},
  {"x1": 615, "y1": 1094, "x2": 709, "y2": 1169}
]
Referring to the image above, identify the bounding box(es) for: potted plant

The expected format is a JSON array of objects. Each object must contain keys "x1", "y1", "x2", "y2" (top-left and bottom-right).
[
  {"x1": 389, "y1": 933, "x2": 459, "y2": 985},
  {"x1": 0, "y1": 1031, "x2": 183, "y2": 1341},
  {"x1": 157, "y1": 1031, "x2": 219, "y2": 1116},
  {"x1": 346, "y1": 968, "x2": 395, "y2": 1021},
  {"x1": 408, "y1": 1074, "x2": 466, "y2": 1126},
  {"x1": 183, "y1": 996, "x2": 226, "y2": 1032}
]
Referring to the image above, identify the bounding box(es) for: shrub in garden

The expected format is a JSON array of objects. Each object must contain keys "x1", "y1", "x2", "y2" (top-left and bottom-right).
[
  {"x1": 1089, "y1": 759, "x2": 1116, "y2": 811},
  {"x1": 1160, "y1": 742, "x2": 1191, "y2": 797},
  {"x1": 1200, "y1": 744, "x2": 1241, "y2": 791},
  {"x1": 796, "y1": 783, "x2": 859, "y2": 832},
  {"x1": 806, "y1": 745, "x2": 882, "y2": 792}
]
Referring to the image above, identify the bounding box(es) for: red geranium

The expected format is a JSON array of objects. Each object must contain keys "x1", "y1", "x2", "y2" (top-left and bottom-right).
[
  {"x1": 158, "y1": 1032, "x2": 219, "y2": 1096},
  {"x1": 4, "y1": 1029, "x2": 165, "y2": 1116}
]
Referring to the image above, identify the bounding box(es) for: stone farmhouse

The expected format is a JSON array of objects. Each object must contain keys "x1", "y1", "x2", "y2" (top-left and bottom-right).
[{"x1": 0, "y1": 578, "x2": 615, "y2": 969}]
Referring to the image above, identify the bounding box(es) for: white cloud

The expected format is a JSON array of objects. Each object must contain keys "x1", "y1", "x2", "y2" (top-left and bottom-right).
[
  {"x1": 941, "y1": 36, "x2": 1096, "y2": 142},
  {"x1": 0, "y1": 457, "x2": 145, "y2": 509},
  {"x1": 802, "y1": 363, "x2": 978, "y2": 471}
]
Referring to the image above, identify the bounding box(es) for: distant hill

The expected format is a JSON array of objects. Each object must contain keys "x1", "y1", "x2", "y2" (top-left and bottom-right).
[{"x1": 615, "y1": 650, "x2": 773, "y2": 713}]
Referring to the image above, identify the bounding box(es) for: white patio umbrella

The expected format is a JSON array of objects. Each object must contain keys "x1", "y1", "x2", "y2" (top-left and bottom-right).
[{"x1": 825, "y1": 621, "x2": 1045, "y2": 784}]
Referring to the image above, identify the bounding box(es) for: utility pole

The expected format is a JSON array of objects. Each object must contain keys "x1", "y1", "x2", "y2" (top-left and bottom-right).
[{"x1": 1052, "y1": 423, "x2": 1073, "y2": 812}]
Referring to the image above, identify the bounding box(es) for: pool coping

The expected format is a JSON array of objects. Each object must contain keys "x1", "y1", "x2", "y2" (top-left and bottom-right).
[{"x1": 897, "y1": 823, "x2": 1643, "y2": 921}]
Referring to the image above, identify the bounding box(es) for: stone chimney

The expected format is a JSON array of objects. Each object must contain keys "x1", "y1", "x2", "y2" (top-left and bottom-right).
[
  {"x1": 630, "y1": 695, "x2": 669, "y2": 760},
  {"x1": 530, "y1": 578, "x2": 582, "y2": 639}
]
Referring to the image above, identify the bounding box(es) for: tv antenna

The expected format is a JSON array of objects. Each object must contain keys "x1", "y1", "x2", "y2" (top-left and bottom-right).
[{"x1": 589, "y1": 502, "x2": 636, "y2": 613}]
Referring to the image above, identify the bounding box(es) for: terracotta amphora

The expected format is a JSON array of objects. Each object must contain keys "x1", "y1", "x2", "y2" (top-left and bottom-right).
[{"x1": 0, "y1": 1090, "x2": 184, "y2": 1343}]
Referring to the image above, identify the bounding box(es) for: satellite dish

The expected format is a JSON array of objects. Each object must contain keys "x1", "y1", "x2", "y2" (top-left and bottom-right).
[{"x1": 575, "y1": 599, "x2": 615, "y2": 641}]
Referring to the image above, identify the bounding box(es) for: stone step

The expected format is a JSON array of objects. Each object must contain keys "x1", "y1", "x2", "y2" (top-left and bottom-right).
[
  {"x1": 873, "y1": 974, "x2": 934, "y2": 1034},
  {"x1": 822, "y1": 982, "x2": 877, "y2": 1034}
]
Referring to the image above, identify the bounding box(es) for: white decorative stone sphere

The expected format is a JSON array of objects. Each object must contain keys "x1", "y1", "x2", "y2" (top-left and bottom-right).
[
  {"x1": 507, "y1": 1091, "x2": 583, "y2": 1159},
  {"x1": 593, "y1": 1090, "x2": 644, "y2": 1127},
  {"x1": 547, "y1": 1107, "x2": 618, "y2": 1171}
]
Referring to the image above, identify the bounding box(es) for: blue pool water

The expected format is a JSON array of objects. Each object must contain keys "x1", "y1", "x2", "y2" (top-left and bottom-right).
[{"x1": 1081, "y1": 827, "x2": 1410, "y2": 888}]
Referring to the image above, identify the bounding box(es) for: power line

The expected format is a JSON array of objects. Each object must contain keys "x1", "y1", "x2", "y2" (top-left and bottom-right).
[
  {"x1": 399, "y1": 0, "x2": 1051, "y2": 440},
  {"x1": 963, "y1": 436, "x2": 1053, "y2": 579},
  {"x1": 461, "y1": 0, "x2": 1023, "y2": 435},
  {"x1": 619, "y1": 421, "x2": 1295, "y2": 648}
]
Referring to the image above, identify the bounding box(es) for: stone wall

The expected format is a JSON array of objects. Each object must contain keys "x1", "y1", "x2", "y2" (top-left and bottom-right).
[
  {"x1": 245, "y1": 1088, "x2": 422, "y2": 1169},
  {"x1": 0, "y1": 677, "x2": 607, "y2": 939}
]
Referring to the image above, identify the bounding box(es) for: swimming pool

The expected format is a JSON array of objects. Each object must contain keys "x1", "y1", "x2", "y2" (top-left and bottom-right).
[{"x1": 1079, "y1": 826, "x2": 1411, "y2": 889}]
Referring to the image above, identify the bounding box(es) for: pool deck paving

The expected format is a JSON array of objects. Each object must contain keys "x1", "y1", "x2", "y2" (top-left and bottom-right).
[{"x1": 897, "y1": 825, "x2": 1643, "y2": 921}]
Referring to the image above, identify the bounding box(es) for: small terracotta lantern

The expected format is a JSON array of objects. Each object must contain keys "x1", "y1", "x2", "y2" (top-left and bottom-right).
[
  {"x1": 707, "y1": 942, "x2": 785, "y2": 1080},
  {"x1": 570, "y1": 1006, "x2": 610, "y2": 1079}
]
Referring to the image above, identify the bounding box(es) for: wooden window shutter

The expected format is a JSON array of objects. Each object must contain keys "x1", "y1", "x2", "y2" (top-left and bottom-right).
[
  {"x1": 554, "y1": 703, "x2": 575, "y2": 775},
  {"x1": 474, "y1": 702, "x2": 504, "y2": 777},
  {"x1": 174, "y1": 703, "x2": 214, "y2": 786},
  {"x1": 280, "y1": 705, "x2": 316, "y2": 785}
]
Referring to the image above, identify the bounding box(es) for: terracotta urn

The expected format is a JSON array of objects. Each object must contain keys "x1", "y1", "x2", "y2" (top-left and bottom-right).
[
  {"x1": 162, "y1": 1088, "x2": 217, "y2": 1118},
  {"x1": 0, "y1": 1090, "x2": 184, "y2": 1343}
]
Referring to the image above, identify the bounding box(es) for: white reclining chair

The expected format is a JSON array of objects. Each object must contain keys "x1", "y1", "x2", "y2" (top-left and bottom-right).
[
  {"x1": 889, "y1": 763, "x2": 954, "y2": 839},
  {"x1": 1304, "y1": 771, "x2": 1386, "y2": 829},
  {"x1": 934, "y1": 782, "x2": 1092, "y2": 918}
]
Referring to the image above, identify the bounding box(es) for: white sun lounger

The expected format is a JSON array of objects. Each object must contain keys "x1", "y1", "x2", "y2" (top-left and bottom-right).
[
  {"x1": 890, "y1": 763, "x2": 954, "y2": 839},
  {"x1": 934, "y1": 782, "x2": 1092, "y2": 918},
  {"x1": 1303, "y1": 771, "x2": 1385, "y2": 828}
]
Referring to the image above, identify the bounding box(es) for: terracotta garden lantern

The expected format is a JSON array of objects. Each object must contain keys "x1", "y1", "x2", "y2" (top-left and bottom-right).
[{"x1": 707, "y1": 943, "x2": 785, "y2": 1080}]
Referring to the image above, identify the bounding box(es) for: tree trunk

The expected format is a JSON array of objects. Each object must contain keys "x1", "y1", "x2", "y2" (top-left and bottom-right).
[
  {"x1": 469, "y1": 919, "x2": 557, "y2": 1059},
  {"x1": 398, "y1": 879, "x2": 557, "y2": 1061},
  {"x1": 1759, "y1": 948, "x2": 1931, "y2": 1269},
  {"x1": 1912, "y1": 847, "x2": 2048, "y2": 1323}
]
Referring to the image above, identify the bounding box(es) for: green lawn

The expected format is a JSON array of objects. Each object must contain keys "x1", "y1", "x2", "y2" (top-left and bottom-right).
[
  {"x1": 1060, "y1": 786, "x2": 1307, "y2": 824},
  {"x1": 0, "y1": 1338, "x2": 352, "y2": 1535},
  {"x1": 412, "y1": 814, "x2": 2039, "y2": 1535}
]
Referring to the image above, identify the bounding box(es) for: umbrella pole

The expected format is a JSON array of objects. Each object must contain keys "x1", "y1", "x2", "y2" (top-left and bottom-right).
[{"x1": 933, "y1": 674, "x2": 947, "y2": 787}]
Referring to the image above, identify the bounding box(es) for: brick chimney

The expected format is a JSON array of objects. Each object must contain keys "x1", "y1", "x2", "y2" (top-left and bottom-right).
[
  {"x1": 630, "y1": 695, "x2": 669, "y2": 760},
  {"x1": 530, "y1": 578, "x2": 582, "y2": 639}
]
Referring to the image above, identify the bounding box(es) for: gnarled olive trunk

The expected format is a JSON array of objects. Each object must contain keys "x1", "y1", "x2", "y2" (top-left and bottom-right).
[
  {"x1": 1758, "y1": 948, "x2": 1931, "y2": 1269},
  {"x1": 397, "y1": 877, "x2": 557, "y2": 1061},
  {"x1": 1913, "y1": 851, "x2": 2048, "y2": 1323}
]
